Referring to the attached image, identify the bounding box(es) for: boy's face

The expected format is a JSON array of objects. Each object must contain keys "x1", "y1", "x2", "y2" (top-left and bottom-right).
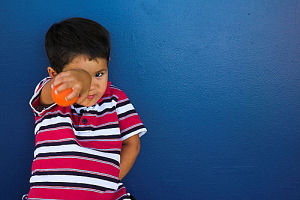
[{"x1": 62, "y1": 55, "x2": 108, "y2": 107}]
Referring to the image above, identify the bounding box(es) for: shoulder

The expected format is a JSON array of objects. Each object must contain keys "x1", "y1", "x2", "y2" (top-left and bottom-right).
[{"x1": 107, "y1": 83, "x2": 129, "y2": 101}]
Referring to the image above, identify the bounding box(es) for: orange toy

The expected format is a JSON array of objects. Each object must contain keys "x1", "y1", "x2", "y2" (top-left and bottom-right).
[{"x1": 52, "y1": 85, "x2": 78, "y2": 106}]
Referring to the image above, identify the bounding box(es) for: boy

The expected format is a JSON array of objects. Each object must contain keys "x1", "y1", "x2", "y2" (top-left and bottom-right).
[{"x1": 26, "y1": 17, "x2": 147, "y2": 200}]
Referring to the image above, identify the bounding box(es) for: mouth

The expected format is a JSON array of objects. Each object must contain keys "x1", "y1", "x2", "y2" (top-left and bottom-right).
[{"x1": 87, "y1": 95, "x2": 95, "y2": 100}]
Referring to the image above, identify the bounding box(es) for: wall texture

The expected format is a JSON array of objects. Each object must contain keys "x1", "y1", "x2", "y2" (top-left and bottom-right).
[{"x1": 0, "y1": 0, "x2": 299, "y2": 199}]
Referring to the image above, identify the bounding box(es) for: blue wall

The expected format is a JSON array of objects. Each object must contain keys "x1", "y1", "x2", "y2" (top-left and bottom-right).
[{"x1": 0, "y1": 1, "x2": 299, "y2": 199}]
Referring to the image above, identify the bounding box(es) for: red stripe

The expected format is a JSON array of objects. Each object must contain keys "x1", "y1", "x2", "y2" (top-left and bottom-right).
[
  {"x1": 35, "y1": 129, "x2": 77, "y2": 145},
  {"x1": 36, "y1": 128, "x2": 122, "y2": 150},
  {"x1": 119, "y1": 115, "x2": 143, "y2": 132},
  {"x1": 32, "y1": 157, "x2": 120, "y2": 178},
  {"x1": 28, "y1": 186, "x2": 127, "y2": 200},
  {"x1": 77, "y1": 140, "x2": 122, "y2": 150}
]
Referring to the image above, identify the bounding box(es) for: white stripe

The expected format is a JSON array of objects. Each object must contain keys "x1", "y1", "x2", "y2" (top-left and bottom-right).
[
  {"x1": 116, "y1": 194, "x2": 130, "y2": 200},
  {"x1": 37, "y1": 126, "x2": 74, "y2": 135},
  {"x1": 102, "y1": 95, "x2": 118, "y2": 101},
  {"x1": 121, "y1": 128, "x2": 147, "y2": 141},
  {"x1": 29, "y1": 77, "x2": 56, "y2": 116},
  {"x1": 74, "y1": 127, "x2": 120, "y2": 137},
  {"x1": 72, "y1": 101, "x2": 116, "y2": 114},
  {"x1": 110, "y1": 85, "x2": 122, "y2": 91},
  {"x1": 74, "y1": 121, "x2": 118, "y2": 128},
  {"x1": 118, "y1": 113, "x2": 138, "y2": 121},
  {"x1": 117, "y1": 98, "x2": 128, "y2": 104},
  {"x1": 36, "y1": 138, "x2": 76, "y2": 145},
  {"x1": 121, "y1": 123, "x2": 144, "y2": 133},
  {"x1": 35, "y1": 116, "x2": 73, "y2": 134},
  {"x1": 35, "y1": 110, "x2": 68, "y2": 124},
  {"x1": 30, "y1": 175, "x2": 118, "y2": 190},
  {"x1": 116, "y1": 104, "x2": 134, "y2": 115},
  {"x1": 34, "y1": 144, "x2": 120, "y2": 161}
]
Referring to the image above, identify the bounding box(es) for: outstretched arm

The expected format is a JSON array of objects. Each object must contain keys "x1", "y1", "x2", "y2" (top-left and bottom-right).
[{"x1": 39, "y1": 68, "x2": 91, "y2": 106}]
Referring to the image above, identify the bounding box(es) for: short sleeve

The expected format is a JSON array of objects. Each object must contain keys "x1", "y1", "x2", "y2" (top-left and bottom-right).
[
  {"x1": 116, "y1": 90, "x2": 147, "y2": 141},
  {"x1": 29, "y1": 77, "x2": 56, "y2": 117}
]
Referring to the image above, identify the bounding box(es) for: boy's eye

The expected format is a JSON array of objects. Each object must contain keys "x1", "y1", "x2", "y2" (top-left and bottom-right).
[{"x1": 95, "y1": 72, "x2": 103, "y2": 77}]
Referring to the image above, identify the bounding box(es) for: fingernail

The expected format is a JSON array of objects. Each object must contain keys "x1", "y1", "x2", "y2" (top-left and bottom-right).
[{"x1": 55, "y1": 90, "x2": 58, "y2": 95}]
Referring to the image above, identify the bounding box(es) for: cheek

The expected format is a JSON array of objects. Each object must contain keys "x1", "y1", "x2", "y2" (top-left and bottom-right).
[{"x1": 96, "y1": 81, "x2": 107, "y2": 95}]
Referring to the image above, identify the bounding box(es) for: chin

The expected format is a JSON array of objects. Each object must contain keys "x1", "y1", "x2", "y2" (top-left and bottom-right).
[
  {"x1": 78, "y1": 96, "x2": 100, "y2": 107},
  {"x1": 84, "y1": 100, "x2": 98, "y2": 107}
]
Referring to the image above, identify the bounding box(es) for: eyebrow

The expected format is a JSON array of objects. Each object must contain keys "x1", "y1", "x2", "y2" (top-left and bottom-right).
[
  {"x1": 97, "y1": 69, "x2": 107, "y2": 72},
  {"x1": 93, "y1": 69, "x2": 107, "y2": 74}
]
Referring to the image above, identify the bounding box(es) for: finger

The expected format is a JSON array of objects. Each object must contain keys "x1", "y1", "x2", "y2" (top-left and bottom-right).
[
  {"x1": 76, "y1": 90, "x2": 89, "y2": 104},
  {"x1": 54, "y1": 83, "x2": 72, "y2": 94},
  {"x1": 75, "y1": 97, "x2": 84, "y2": 105},
  {"x1": 51, "y1": 71, "x2": 71, "y2": 88},
  {"x1": 76, "y1": 93, "x2": 87, "y2": 104},
  {"x1": 51, "y1": 75, "x2": 64, "y2": 88},
  {"x1": 65, "y1": 90, "x2": 80, "y2": 101},
  {"x1": 66, "y1": 84, "x2": 83, "y2": 101}
]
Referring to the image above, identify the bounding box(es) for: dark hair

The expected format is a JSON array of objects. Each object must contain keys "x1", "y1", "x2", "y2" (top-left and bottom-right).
[{"x1": 45, "y1": 17, "x2": 110, "y2": 73}]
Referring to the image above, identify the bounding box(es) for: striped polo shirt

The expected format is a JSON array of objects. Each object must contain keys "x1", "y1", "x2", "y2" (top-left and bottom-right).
[{"x1": 27, "y1": 77, "x2": 147, "y2": 200}]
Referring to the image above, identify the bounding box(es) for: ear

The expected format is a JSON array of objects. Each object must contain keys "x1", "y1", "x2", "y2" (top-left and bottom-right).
[{"x1": 47, "y1": 67, "x2": 58, "y2": 78}]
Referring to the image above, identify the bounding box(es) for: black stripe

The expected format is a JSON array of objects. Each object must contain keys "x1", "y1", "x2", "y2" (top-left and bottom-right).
[
  {"x1": 30, "y1": 181, "x2": 113, "y2": 192},
  {"x1": 36, "y1": 112, "x2": 71, "y2": 122},
  {"x1": 36, "y1": 122, "x2": 73, "y2": 132},
  {"x1": 98, "y1": 96, "x2": 118, "y2": 105},
  {"x1": 74, "y1": 123, "x2": 119, "y2": 132},
  {"x1": 117, "y1": 109, "x2": 136, "y2": 119},
  {"x1": 116, "y1": 100, "x2": 130, "y2": 108},
  {"x1": 35, "y1": 140, "x2": 78, "y2": 149},
  {"x1": 35, "y1": 151, "x2": 120, "y2": 166},
  {"x1": 76, "y1": 134, "x2": 121, "y2": 140},
  {"x1": 71, "y1": 106, "x2": 116, "y2": 116},
  {"x1": 118, "y1": 195, "x2": 131, "y2": 200},
  {"x1": 34, "y1": 112, "x2": 72, "y2": 128},
  {"x1": 72, "y1": 103, "x2": 85, "y2": 108},
  {"x1": 99, "y1": 150, "x2": 120, "y2": 154},
  {"x1": 121, "y1": 125, "x2": 145, "y2": 138},
  {"x1": 32, "y1": 171, "x2": 119, "y2": 183},
  {"x1": 31, "y1": 95, "x2": 39, "y2": 105},
  {"x1": 71, "y1": 97, "x2": 118, "y2": 113},
  {"x1": 117, "y1": 183, "x2": 125, "y2": 190}
]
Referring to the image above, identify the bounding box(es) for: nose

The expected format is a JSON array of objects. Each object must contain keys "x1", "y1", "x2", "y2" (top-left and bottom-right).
[{"x1": 89, "y1": 77, "x2": 96, "y2": 90}]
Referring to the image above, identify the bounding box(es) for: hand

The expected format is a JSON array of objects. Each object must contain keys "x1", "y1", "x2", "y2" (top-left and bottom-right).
[{"x1": 51, "y1": 69, "x2": 92, "y2": 105}]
